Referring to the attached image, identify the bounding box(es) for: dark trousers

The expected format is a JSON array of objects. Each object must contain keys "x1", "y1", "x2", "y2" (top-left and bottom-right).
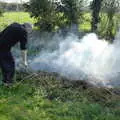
[{"x1": 0, "y1": 51, "x2": 15, "y2": 84}]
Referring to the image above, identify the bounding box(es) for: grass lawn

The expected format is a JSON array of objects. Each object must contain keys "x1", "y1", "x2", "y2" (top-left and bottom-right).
[
  {"x1": 79, "y1": 12, "x2": 91, "y2": 32},
  {"x1": 0, "y1": 12, "x2": 35, "y2": 30},
  {"x1": 0, "y1": 12, "x2": 91, "y2": 32},
  {"x1": 0, "y1": 72, "x2": 120, "y2": 120}
]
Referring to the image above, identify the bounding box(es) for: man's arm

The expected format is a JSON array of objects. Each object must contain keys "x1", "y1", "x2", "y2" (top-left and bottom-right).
[
  {"x1": 0, "y1": 31, "x2": 2, "y2": 38},
  {"x1": 21, "y1": 50, "x2": 28, "y2": 66},
  {"x1": 20, "y1": 30, "x2": 28, "y2": 66}
]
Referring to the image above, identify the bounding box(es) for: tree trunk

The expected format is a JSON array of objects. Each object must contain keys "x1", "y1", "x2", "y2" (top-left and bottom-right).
[{"x1": 91, "y1": 0, "x2": 103, "y2": 32}]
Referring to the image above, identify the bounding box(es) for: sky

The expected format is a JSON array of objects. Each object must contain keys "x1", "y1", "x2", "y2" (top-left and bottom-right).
[
  {"x1": 0, "y1": 0, "x2": 29, "y2": 3},
  {"x1": 0, "y1": 0, "x2": 93, "y2": 3}
]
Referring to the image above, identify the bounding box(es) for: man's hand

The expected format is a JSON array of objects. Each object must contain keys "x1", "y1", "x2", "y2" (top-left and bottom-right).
[
  {"x1": 21, "y1": 50, "x2": 28, "y2": 67},
  {"x1": 23, "y1": 60, "x2": 28, "y2": 67}
]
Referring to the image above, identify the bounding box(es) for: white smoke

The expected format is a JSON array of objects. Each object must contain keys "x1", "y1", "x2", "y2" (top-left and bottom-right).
[{"x1": 14, "y1": 30, "x2": 120, "y2": 87}]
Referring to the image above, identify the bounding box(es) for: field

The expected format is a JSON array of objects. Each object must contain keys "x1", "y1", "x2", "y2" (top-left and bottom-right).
[
  {"x1": 0, "y1": 12, "x2": 120, "y2": 120},
  {"x1": 0, "y1": 12, "x2": 35, "y2": 30},
  {"x1": 0, "y1": 72, "x2": 120, "y2": 120},
  {"x1": 0, "y1": 12, "x2": 91, "y2": 32}
]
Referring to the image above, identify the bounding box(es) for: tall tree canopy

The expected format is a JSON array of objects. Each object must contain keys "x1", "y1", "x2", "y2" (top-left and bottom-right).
[
  {"x1": 25, "y1": 0, "x2": 85, "y2": 32},
  {"x1": 61, "y1": 0, "x2": 84, "y2": 25},
  {"x1": 25, "y1": 0, "x2": 65, "y2": 32}
]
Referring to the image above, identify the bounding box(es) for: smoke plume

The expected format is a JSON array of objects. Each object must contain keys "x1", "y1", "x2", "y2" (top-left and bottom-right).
[{"x1": 14, "y1": 29, "x2": 120, "y2": 87}]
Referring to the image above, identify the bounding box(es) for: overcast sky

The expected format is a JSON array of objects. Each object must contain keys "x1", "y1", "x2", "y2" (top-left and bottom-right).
[
  {"x1": 0, "y1": 0, "x2": 29, "y2": 3},
  {"x1": 0, "y1": 0, "x2": 93, "y2": 3}
]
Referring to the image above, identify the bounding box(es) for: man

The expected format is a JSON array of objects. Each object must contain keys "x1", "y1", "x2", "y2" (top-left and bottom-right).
[{"x1": 0, "y1": 22, "x2": 32, "y2": 86}]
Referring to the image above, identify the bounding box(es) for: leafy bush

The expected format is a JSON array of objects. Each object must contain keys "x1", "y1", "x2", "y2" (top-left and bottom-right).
[
  {"x1": 24, "y1": 0, "x2": 61, "y2": 32},
  {"x1": 24, "y1": 0, "x2": 85, "y2": 32}
]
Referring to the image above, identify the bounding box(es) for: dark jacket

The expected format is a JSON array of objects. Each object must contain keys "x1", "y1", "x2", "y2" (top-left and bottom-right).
[{"x1": 0, "y1": 23, "x2": 27, "y2": 52}]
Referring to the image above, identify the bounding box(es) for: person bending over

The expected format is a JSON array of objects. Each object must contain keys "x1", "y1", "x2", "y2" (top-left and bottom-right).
[{"x1": 0, "y1": 22, "x2": 32, "y2": 86}]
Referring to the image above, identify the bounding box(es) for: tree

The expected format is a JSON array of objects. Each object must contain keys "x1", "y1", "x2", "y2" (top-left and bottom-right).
[
  {"x1": 25, "y1": 0, "x2": 86, "y2": 32},
  {"x1": 0, "y1": 5, "x2": 4, "y2": 16},
  {"x1": 60, "y1": 0, "x2": 84, "y2": 30},
  {"x1": 100, "y1": 0, "x2": 120, "y2": 40},
  {"x1": 0, "y1": 9, "x2": 3, "y2": 16},
  {"x1": 91, "y1": 0, "x2": 103, "y2": 32},
  {"x1": 0, "y1": 2, "x2": 4, "y2": 16},
  {"x1": 0, "y1": 1, "x2": 23, "y2": 11},
  {"x1": 25, "y1": 0, "x2": 62, "y2": 32}
]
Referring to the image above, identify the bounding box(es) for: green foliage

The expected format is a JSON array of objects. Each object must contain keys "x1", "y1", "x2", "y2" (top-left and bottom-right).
[
  {"x1": 0, "y1": 8, "x2": 3, "y2": 17},
  {"x1": 0, "y1": 11, "x2": 120, "y2": 40},
  {"x1": 0, "y1": 11, "x2": 91, "y2": 33},
  {"x1": 79, "y1": 12, "x2": 91, "y2": 31},
  {"x1": 61, "y1": 0, "x2": 84, "y2": 26},
  {"x1": 26, "y1": 0, "x2": 60, "y2": 32},
  {"x1": 0, "y1": 72, "x2": 120, "y2": 120},
  {"x1": 98, "y1": 12, "x2": 120, "y2": 41},
  {"x1": 26, "y1": 0, "x2": 85, "y2": 32},
  {"x1": 89, "y1": 0, "x2": 120, "y2": 40},
  {"x1": 98, "y1": 0, "x2": 120, "y2": 41}
]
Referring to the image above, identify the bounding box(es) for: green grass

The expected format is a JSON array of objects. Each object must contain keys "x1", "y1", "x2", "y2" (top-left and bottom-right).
[
  {"x1": 0, "y1": 12, "x2": 35, "y2": 30},
  {"x1": 0, "y1": 72, "x2": 120, "y2": 120},
  {"x1": 0, "y1": 11, "x2": 120, "y2": 35},
  {"x1": 0, "y1": 11, "x2": 91, "y2": 32},
  {"x1": 0, "y1": 11, "x2": 120, "y2": 120},
  {"x1": 79, "y1": 12, "x2": 91, "y2": 32}
]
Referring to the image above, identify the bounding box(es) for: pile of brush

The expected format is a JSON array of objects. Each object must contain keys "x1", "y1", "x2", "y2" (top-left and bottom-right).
[{"x1": 15, "y1": 71, "x2": 120, "y2": 103}]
